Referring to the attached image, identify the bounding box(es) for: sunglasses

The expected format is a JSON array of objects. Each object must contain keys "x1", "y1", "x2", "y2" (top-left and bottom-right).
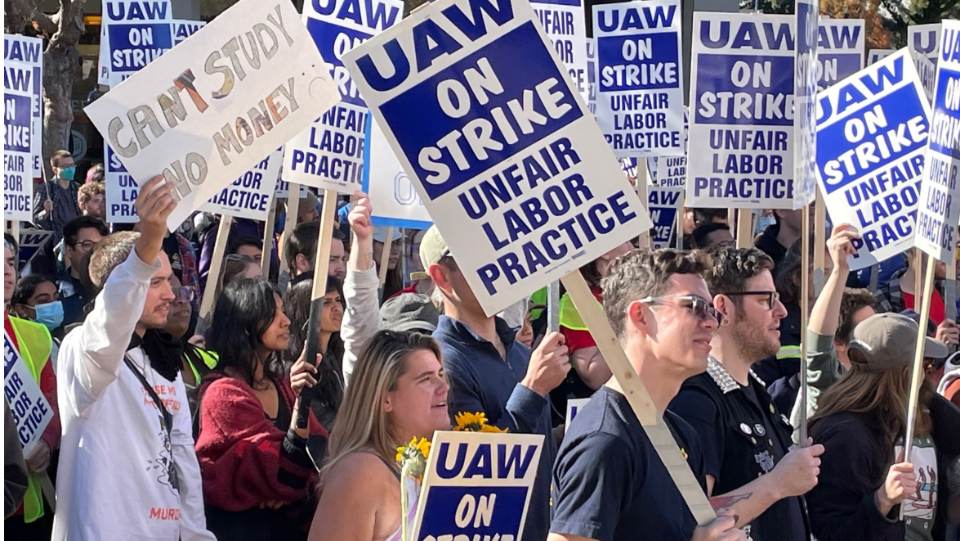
[
  {"x1": 638, "y1": 295, "x2": 723, "y2": 325},
  {"x1": 725, "y1": 291, "x2": 780, "y2": 310},
  {"x1": 173, "y1": 286, "x2": 197, "y2": 302}
]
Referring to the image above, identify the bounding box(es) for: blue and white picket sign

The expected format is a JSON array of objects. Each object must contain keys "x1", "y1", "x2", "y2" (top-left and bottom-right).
[
  {"x1": 282, "y1": 0, "x2": 403, "y2": 194},
  {"x1": 362, "y1": 117, "x2": 432, "y2": 229},
  {"x1": 593, "y1": 0, "x2": 684, "y2": 158},
  {"x1": 816, "y1": 50, "x2": 931, "y2": 270},
  {"x1": 531, "y1": 0, "x2": 588, "y2": 104},
  {"x1": 102, "y1": 0, "x2": 173, "y2": 86},
  {"x1": 5, "y1": 34, "x2": 43, "y2": 179},
  {"x1": 105, "y1": 145, "x2": 140, "y2": 223},
  {"x1": 3, "y1": 328, "x2": 53, "y2": 457},
  {"x1": 200, "y1": 149, "x2": 281, "y2": 220},
  {"x1": 869, "y1": 49, "x2": 895, "y2": 66},
  {"x1": 565, "y1": 397, "x2": 589, "y2": 426},
  {"x1": 793, "y1": 0, "x2": 819, "y2": 210},
  {"x1": 909, "y1": 24, "x2": 941, "y2": 67},
  {"x1": 171, "y1": 19, "x2": 205, "y2": 45},
  {"x1": 412, "y1": 431, "x2": 544, "y2": 541},
  {"x1": 585, "y1": 38, "x2": 597, "y2": 115},
  {"x1": 686, "y1": 13, "x2": 797, "y2": 209},
  {"x1": 914, "y1": 21, "x2": 960, "y2": 263},
  {"x1": 275, "y1": 179, "x2": 308, "y2": 199},
  {"x1": 3, "y1": 54, "x2": 36, "y2": 221},
  {"x1": 817, "y1": 19, "x2": 864, "y2": 90},
  {"x1": 342, "y1": 0, "x2": 651, "y2": 316},
  {"x1": 17, "y1": 229, "x2": 53, "y2": 272},
  {"x1": 653, "y1": 107, "x2": 687, "y2": 186},
  {"x1": 648, "y1": 186, "x2": 683, "y2": 248},
  {"x1": 912, "y1": 49, "x2": 937, "y2": 102},
  {"x1": 85, "y1": 0, "x2": 341, "y2": 232}
]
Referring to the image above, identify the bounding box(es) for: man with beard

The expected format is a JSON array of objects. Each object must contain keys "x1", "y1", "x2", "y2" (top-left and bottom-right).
[
  {"x1": 52, "y1": 177, "x2": 214, "y2": 541},
  {"x1": 670, "y1": 247, "x2": 823, "y2": 541}
]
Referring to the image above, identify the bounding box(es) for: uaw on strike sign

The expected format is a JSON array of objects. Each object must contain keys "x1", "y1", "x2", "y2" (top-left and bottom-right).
[
  {"x1": 4, "y1": 327, "x2": 53, "y2": 457},
  {"x1": 343, "y1": 0, "x2": 650, "y2": 316}
]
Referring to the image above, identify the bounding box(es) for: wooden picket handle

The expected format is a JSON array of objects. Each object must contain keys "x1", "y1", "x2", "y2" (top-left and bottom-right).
[
  {"x1": 813, "y1": 190, "x2": 827, "y2": 296},
  {"x1": 675, "y1": 192, "x2": 685, "y2": 250},
  {"x1": 636, "y1": 166, "x2": 650, "y2": 248},
  {"x1": 277, "y1": 183, "x2": 302, "y2": 295},
  {"x1": 378, "y1": 227, "x2": 393, "y2": 288},
  {"x1": 735, "y1": 209, "x2": 751, "y2": 249},
  {"x1": 198, "y1": 215, "x2": 233, "y2": 324},
  {"x1": 561, "y1": 270, "x2": 716, "y2": 524},
  {"x1": 260, "y1": 200, "x2": 278, "y2": 277},
  {"x1": 797, "y1": 206, "x2": 811, "y2": 444},
  {"x1": 904, "y1": 255, "x2": 935, "y2": 461}
]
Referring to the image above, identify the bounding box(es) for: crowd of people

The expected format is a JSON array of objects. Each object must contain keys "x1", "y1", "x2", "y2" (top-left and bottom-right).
[{"x1": 3, "y1": 152, "x2": 960, "y2": 541}]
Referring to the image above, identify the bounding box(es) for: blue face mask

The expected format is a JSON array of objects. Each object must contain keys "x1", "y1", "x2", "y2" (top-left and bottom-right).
[
  {"x1": 34, "y1": 301, "x2": 64, "y2": 331},
  {"x1": 59, "y1": 165, "x2": 76, "y2": 181}
]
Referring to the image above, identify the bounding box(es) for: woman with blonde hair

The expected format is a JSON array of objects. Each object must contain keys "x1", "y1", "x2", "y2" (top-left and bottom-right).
[
  {"x1": 807, "y1": 313, "x2": 960, "y2": 541},
  {"x1": 308, "y1": 330, "x2": 451, "y2": 541}
]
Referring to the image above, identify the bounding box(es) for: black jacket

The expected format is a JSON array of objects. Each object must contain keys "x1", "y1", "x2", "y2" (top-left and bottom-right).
[{"x1": 808, "y1": 395, "x2": 960, "y2": 541}]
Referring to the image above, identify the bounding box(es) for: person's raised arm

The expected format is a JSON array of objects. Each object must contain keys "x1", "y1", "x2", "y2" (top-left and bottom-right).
[
  {"x1": 342, "y1": 191, "x2": 384, "y2": 387},
  {"x1": 809, "y1": 224, "x2": 860, "y2": 336},
  {"x1": 65, "y1": 176, "x2": 175, "y2": 410}
]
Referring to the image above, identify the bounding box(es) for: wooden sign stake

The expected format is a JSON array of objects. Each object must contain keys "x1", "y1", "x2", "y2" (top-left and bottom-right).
[
  {"x1": 197, "y1": 215, "x2": 233, "y2": 326},
  {"x1": 261, "y1": 200, "x2": 278, "y2": 277},
  {"x1": 277, "y1": 183, "x2": 302, "y2": 294},
  {"x1": 378, "y1": 226, "x2": 394, "y2": 288},
  {"x1": 797, "y1": 206, "x2": 811, "y2": 444},
  {"x1": 813, "y1": 190, "x2": 827, "y2": 296}
]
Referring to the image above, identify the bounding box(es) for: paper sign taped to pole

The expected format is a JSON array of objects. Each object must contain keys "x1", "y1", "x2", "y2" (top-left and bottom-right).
[
  {"x1": 343, "y1": 0, "x2": 651, "y2": 316},
  {"x1": 686, "y1": 13, "x2": 797, "y2": 210},
  {"x1": 793, "y1": 0, "x2": 819, "y2": 210},
  {"x1": 282, "y1": 0, "x2": 404, "y2": 194},
  {"x1": 85, "y1": 0, "x2": 341, "y2": 232},
  {"x1": 200, "y1": 148, "x2": 281, "y2": 220},
  {"x1": 816, "y1": 50, "x2": 931, "y2": 270},
  {"x1": 869, "y1": 49, "x2": 895, "y2": 66},
  {"x1": 412, "y1": 431, "x2": 544, "y2": 541},
  {"x1": 914, "y1": 22, "x2": 960, "y2": 263},
  {"x1": 3, "y1": 326, "x2": 53, "y2": 457},
  {"x1": 909, "y1": 24, "x2": 941, "y2": 67},
  {"x1": 102, "y1": 0, "x2": 174, "y2": 87},
  {"x1": 817, "y1": 19, "x2": 864, "y2": 90},
  {"x1": 593, "y1": 0, "x2": 684, "y2": 158},
  {"x1": 362, "y1": 118, "x2": 432, "y2": 229},
  {"x1": 649, "y1": 186, "x2": 683, "y2": 248}
]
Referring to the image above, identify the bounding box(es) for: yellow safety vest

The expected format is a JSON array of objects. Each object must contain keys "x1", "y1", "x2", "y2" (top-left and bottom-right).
[{"x1": 7, "y1": 315, "x2": 53, "y2": 523}]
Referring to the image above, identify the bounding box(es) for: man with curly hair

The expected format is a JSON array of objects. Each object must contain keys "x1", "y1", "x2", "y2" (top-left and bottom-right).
[{"x1": 77, "y1": 181, "x2": 106, "y2": 223}]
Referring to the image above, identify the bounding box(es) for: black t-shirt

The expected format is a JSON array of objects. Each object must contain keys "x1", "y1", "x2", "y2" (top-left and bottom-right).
[{"x1": 551, "y1": 387, "x2": 707, "y2": 541}]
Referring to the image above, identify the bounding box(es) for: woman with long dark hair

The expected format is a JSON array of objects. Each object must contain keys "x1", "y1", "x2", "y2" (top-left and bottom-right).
[
  {"x1": 195, "y1": 279, "x2": 323, "y2": 540},
  {"x1": 807, "y1": 313, "x2": 960, "y2": 541}
]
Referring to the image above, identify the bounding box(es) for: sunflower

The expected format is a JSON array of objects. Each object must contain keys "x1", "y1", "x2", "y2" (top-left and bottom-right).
[
  {"x1": 396, "y1": 437, "x2": 431, "y2": 482},
  {"x1": 454, "y1": 411, "x2": 508, "y2": 433}
]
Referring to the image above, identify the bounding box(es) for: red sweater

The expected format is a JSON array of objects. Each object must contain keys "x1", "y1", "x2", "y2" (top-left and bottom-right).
[{"x1": 194, "y1": 372, "x2": 325, "y2": 512}]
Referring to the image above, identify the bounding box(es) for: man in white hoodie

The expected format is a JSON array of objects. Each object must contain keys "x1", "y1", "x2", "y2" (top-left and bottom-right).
[{"x1": 53, "y1": 176, "x2": 215, "y2": 540}]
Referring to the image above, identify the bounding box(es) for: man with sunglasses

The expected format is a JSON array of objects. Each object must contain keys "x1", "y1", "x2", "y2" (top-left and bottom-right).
[
  {"x1": 59, "y1": 216, "x2": 109, "y2": 327},
  {"x1": 551, "y1": 248, "x2": 746, "y2": 541},
  {"x1": 670, "y1": 247, "x2": 824, "y2": 541}
]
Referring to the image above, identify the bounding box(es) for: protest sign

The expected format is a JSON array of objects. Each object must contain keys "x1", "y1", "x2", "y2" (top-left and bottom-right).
[
  {"x1": 585, "y1": 38, "x2": 597, "y2": 114},
  {"x1": 200, "y1": 148, "x2": 281, "y2": 220},
  {"x1": 105, "y1": 145, "x2": 140, "y2": 223},
  {"x1": 99, "y1": 24, "x2": 111, "y2": 85},
  {"x1": 593, "y1": 0, "x2": 684, "y2": 158},
  {"x1": 362, "y1": 119, "x2": 432, "y2": 229},
  {"x1": 565, "y1": 397, "x2": 589, "y2": 426},
  {"x1": 531, "y1": 0, "x2": 588, "y2": 102},
  {"x1": 914, "y1": 22, "x2": 960, "y2": 263},
  {"x1": 652, "y1": 107, "x2": 687, "y2": 187},
  {"x1": 817, "y1": 19, "x2": 864, "y2": 89},
  {"x1": 275, "y1": 178, "x2": 307, "y2": 199},
  {"x1": 412, "y1": 431, "x2": 543, "y2": 541},
  {"x1": 172, "y1": 19, "x2": 205, "y2": 44},
  {"x1": 648, "y1": 186, "x2": 682, "y2": 248},
  {"x1": 686, "y1": 13, "x2": 797, "y2": 209},
  {"x1": 912, "y1": 49, "x2": 937, "y2": 102},
  {"x1": 102, "y1": 0, "x2": 174, "y2": 86},
  {"x1": 793, "y1": 0, "x2": 819, "y2": 210},
  {"x1": 5, "y1": 34, "x2": 43, "y2": 178},
  {"x1": 3, "y1": 326, "x2": 53, "y2": 457},
  {"x1": 909, "y1": 24, "x2": 941, "y2": 67},
  {"x1": 868, "y1": 49, "x2": 895, "y2": 66},
  {"x1": 282, "y1": 0, "x2": 403, "y2": 194},
  {"x1": 3, "y1": 53, "x2": 37, "y2": 222},
  {"x1": 85, "y1": 0, "x2": 341, "y2": 231},
  {"x1": 815, "y1": 50, "x2": 931, "y2": 270},
  {"x1": 343, "y1": 0, "x2": 651, "y2": 316},
  {"x1": 17, "y1": 229, "x2": 53, "y2": 272}
]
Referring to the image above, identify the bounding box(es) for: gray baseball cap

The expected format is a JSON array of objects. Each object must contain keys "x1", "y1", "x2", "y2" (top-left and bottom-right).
[
  {"x1": 847, "y1": 313, "x2": 949, "y2": 372},
  {"x1": 381, "y1": 293, "x2": 440, "y2": 333}
]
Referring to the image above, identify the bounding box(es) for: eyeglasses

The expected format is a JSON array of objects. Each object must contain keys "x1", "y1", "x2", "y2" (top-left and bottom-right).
[
  {"x1": 75, "y1": 239, "x2": 99, "y2": 251},
  {"x1": 174, "y1": 286, "x2": 196, "y2": 302},
  {"x1": 637, "y1": 295, "x2": 723, "y2": 325},
  {"x1": 725, "y1": 291, "x2": 780, "y2": 310}
]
